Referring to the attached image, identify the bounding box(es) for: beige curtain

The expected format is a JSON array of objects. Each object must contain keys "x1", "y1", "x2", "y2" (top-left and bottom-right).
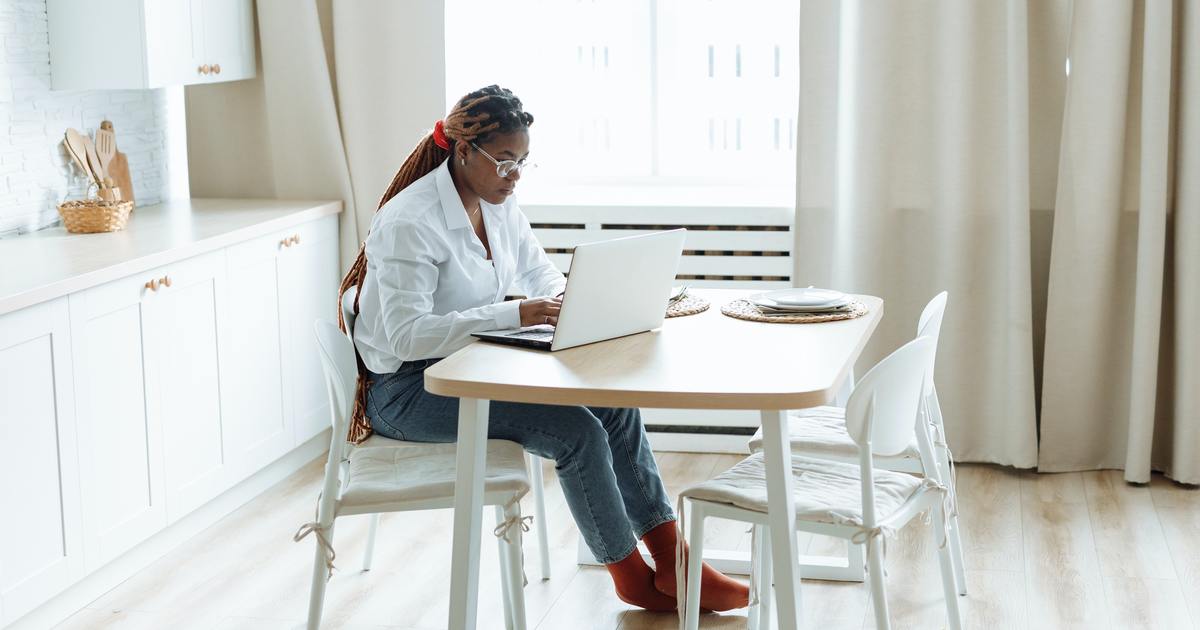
[
  {"x1": 331, "y1": 0, "x2": 447, "y2": 242},
  {"x1": 800, "y1": 0, "x2": 1200, "y2": 482},
  {"x1": 796, "y1": 0, "x2": 1066, "y2": 468},
  {"x1": 187, "y1": 1, "x2": 447, "y2": 270},
  {"x1": 1039, "y1": 1, "x2": 1200, "y2": 483}
]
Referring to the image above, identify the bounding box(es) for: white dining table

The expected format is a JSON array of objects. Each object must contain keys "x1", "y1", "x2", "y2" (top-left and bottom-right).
[{"x1": 424, "y1": 288, "x2": 884, "y2": 630}]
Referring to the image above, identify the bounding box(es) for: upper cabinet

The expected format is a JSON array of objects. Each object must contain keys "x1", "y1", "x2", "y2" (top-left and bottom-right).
[{"x1": 48, "y1": 0, "x2": 255, "y2": 90}]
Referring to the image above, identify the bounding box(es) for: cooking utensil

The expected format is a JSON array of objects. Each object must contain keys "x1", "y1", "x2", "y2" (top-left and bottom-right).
[
  {"x1": 80, "y1": 132, "x2": 105, "y2": 183},
  {"x1": 64, "y1": 128, "x2": 101, "y2": 187},
  {"x1": 95, "y1": 125, "x2": 116, "y2": 182},
  {"x1": 101, "y1": 121, "x2": 136, "y2": 207}
]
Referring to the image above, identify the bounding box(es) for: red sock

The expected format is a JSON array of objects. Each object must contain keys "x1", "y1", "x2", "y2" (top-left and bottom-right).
[
  {"x1": 642, "y1": 521, "x2": 750, "y2": 612},
  {"x1": 605, "y1": 546, "x2": 678, "y2": 612}
]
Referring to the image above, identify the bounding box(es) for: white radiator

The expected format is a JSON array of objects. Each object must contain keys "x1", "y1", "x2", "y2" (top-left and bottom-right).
[{"x1": 522, "y1": 203, "x2": 794, "y2": 453}]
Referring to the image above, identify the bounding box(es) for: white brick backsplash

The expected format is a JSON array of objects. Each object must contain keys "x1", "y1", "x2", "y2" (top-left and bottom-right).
[{"x1": 0, "y1": 0, "x2": 173, "y2": 238}]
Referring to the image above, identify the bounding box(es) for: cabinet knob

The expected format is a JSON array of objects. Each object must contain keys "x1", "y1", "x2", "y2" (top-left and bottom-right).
[
  {"x1": 161, "y1": 275, "x2": 172, "y2": 288},
  {"x1": 145, "y1": 278, "x2": 159, "y2": 291},
  {"x1": 292, "y1": 234, "x2": 301, "y2": 245},
  {"x1": 213, "y1": 63, "x2": 221, "y2": 75},
  {"x1": 279, "y1": 238, "x2": 291, "y2": 249},
  {"x1": 199, "y1": 64, "x2": 211, "y2": 75}
]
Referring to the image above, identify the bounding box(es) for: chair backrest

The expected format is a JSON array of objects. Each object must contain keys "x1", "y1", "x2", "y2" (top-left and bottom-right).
[
  {"x1": 314, "y1": 319, "x2": 359, "y2": 445},
  {"x1": 915, "y1": 291, "x2": 948, "y2": 397},
  {"x1": 844, "y1": 336, "x2": 936, "y2": 457},
  {"x1": 340, "y1": 286, "x2": 358, "y2": 337}
]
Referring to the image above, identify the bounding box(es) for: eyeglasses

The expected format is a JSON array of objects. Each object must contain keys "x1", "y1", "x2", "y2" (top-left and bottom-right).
[{"x1": 471, "y1": 143, "x2": 534, "y2": 178}]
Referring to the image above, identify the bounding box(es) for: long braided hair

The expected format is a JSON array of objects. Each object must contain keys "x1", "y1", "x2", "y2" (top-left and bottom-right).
[{"x1": 337, "y1": 85, "x2": 535, "y2": 444}]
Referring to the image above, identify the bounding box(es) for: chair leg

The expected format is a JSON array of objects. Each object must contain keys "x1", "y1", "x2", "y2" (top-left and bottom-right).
[
  {"x1": 759, "y1": 526, "x2": 774, "y2": 630},
  {"x1": 362, "y1": 513, "x2": 380, "y2": 571},
  {"x1": 502, "y1": 501, "x2": 529, "y2": 630},
  {"x1": 683, "y1": 501, "x2": 706, "y2": 630},
  {"x1": 528, "y1": 452, "x2": 552, "y2": 580},
  {"x1": 846, "y1": 538, "x2": 866, "y2": 581},
  {"x1": 305, "y1": 521, "x2": 336, "y2": 630},
  {"x1": 941, "y1": 460, "x2": 968, "y2": 596},
  {"x1": 866, "y1": 537, "x2": 891, "y2": 630},
  {"x1": 934, "y1": 509, "x2": 963, "y2": 630},
  {"x1": 748, "y1": 525, "x2": 764, "y2": 630},
  {"x1": 494, "y1": 506, "x2": 515, "y2": 630}
]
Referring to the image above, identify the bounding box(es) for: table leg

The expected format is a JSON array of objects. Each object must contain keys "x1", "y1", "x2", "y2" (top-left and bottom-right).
[
  {"x1": 761, "y1": 409, "x2": 802, "y2": 630},
  {"x1": 449, "y1": 397, "x2": 490, "y2": 630}
]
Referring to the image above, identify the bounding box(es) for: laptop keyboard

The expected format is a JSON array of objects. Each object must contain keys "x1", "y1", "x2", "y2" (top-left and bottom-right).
[{"x1": 509, "y1": 330, "x2": 554, "y2": 341}]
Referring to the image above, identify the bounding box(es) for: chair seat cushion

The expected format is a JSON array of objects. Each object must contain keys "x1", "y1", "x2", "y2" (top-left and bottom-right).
[
  {"x1": 747, "y1": 406, "x2": 920, "y2": 462},
  {"x1": 339, "y1": 439, "x2": 530, "y2": 510},
  {"x1": 680, "y1": 453, "x2": 924, "y2": 527}
]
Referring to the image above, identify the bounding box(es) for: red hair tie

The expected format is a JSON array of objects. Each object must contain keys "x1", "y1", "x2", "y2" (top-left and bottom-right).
[{"x1": 432, "y1": 120, "x2": 450, "y2": 150}]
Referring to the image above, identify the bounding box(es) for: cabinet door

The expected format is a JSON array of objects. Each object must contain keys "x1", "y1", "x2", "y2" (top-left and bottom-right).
[
  {"x1": 200, "y1": 0, "x2": 255, "y2": 82},
  {"x1": 221, "y1": 233, "x2": 290, "y2": 479},
  {"x1": 149, "y1": 251, "x2": 230, "y2": 523},
  {"x1": 278, "y1": 216, "x2": 340, "y2": 445},
  {"x1": 0, "y1": 299, "x2": 84, "y2": 624},
  {"x1": 143, "y1": 0, "x2": 206, "y2": 87},
  {"x1": 69, "y1": 272, "x2": 166, "y2": 572}
]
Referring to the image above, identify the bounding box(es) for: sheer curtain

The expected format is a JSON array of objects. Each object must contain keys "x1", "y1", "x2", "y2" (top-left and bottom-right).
[{"x1": 799, "y1": 0, "x2": 1200, "y2": 482}]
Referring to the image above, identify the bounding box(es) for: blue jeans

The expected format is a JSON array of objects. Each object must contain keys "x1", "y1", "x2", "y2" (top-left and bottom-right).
[{"x1": 365, "y1": 360, "x2": 676, "y2": 564}]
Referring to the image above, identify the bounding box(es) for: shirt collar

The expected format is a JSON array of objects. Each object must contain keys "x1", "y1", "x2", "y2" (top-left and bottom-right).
[{"x1": 435, "y1": 158, "x2": 471, "y2": 231}]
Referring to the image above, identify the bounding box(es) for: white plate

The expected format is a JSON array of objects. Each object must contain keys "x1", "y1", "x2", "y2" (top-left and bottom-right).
[{"x1": 749, "y1": 288, "x2": 851, "y2": 311}]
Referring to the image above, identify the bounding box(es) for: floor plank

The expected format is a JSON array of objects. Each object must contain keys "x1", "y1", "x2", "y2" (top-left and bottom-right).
[
  {"x1": 1082, "y1": 470, "x2": 1176, "y2": 580},
  {"x1": 956, "y1": 465, "x2": 1024, "y2": 572},
  {"x1": 1020, "y1": 472, "x2": 1110, "y2": 630},
  {"x1": 1155, "y1": 506, "x2": 1200, "y2": 629}
]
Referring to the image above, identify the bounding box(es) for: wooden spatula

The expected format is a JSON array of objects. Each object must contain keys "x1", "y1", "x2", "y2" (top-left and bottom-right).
[
  {"x1": 80, "y1": 132, "x2": 104, "y2": 183},
  {"x1": 95, "y1": 125, "x2": 116, "y2": 185},
  {"x1": 64, "y1": 128, "x2": 101, "y2": 188}
]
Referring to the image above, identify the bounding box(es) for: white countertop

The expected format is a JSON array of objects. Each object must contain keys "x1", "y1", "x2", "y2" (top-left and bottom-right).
[{"x1": 0, "y1": 198, "x2": 342, "y2": 317}]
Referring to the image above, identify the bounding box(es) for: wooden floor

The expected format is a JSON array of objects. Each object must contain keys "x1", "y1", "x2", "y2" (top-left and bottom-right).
[{"x1": 54, "y1": 453, "x2": 1200, "y2": 630}]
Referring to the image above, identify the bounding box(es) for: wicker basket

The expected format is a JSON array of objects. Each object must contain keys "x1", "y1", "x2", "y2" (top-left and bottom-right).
[{"x1": 57, "y1": 198, "x2": 134, "y2": 234}]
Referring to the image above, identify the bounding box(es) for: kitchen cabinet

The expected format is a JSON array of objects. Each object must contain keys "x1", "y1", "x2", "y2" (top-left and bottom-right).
[
  {"x1": 68, "y1": 268, "x2": 169, "y2": 570},
  {"x1": 221, "y1": 232, "x2": 290, "y2": 480},
  {"x1": 48, "y1": 0, "x2": 256, "y2": 90},
  {"x1": 146, "y1": 251, "x2": 230, "y2": 523},
  {"x1": 0, "y1": 299, "x2": 84, "y2": 625},
  {"x1": 278, "y1": 217, "x2": 340, "y2": 445},
  {"x1": 0, "y1": 199, "x2": 340, "y2": 629}
]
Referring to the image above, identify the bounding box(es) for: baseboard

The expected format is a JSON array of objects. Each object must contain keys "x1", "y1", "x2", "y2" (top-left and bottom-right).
[{"x1": 4, "y1": 430, "x2": 330, "y2": 630}]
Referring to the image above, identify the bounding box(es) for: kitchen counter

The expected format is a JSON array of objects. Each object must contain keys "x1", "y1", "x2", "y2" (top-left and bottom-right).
[{"x1": 0, "y1": 198, "x2": 341, "y2": 317}]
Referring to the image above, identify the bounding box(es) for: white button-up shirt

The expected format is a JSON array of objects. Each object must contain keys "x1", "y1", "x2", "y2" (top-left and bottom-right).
[{"x1": 353, "y1": 159, "x2": 566, "y2": 373}]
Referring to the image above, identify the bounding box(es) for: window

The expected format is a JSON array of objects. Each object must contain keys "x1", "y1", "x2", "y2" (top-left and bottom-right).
[{"x1": 445, "y1": 0, "x2": 799, "y2": 206}]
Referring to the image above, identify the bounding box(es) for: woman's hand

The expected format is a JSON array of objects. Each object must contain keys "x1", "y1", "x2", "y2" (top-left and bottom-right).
[{"x1": 519, "y1": 296, "x2": 562, "y2": 327}]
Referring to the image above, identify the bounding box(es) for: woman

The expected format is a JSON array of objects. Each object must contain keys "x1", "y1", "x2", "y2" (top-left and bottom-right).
[{"x1": 339, "y1": 85, "x2": 747, "y2": 612}]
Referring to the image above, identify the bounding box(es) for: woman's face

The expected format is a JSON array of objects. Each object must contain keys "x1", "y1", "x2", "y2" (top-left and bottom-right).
[{"x1": 455, "y1": 129, "x2": 530, "y2": 206}]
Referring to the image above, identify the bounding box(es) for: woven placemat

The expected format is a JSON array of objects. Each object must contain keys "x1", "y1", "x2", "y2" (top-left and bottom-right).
[
  {"x1": 720, "y1": 298, "x2": 868, "y2": 324},
  {"x1": 666, "y1": 294, "x2": 710, "y2": 318}
]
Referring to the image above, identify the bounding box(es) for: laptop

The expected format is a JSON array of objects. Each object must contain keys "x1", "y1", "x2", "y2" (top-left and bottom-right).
[{"x1": 472, "y1": 229, "x2": 687, "y2": 351}]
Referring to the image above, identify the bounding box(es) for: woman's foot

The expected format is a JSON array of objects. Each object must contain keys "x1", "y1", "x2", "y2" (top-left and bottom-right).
[
  {"x1": 642, "y1": 521, "x2": 750, "y2": 612},
  {"x1": 604, "y1": 546, "x2": 679, "y2": 612}
]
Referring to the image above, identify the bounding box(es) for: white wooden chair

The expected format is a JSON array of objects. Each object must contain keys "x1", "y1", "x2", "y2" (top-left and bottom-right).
[
  {"x1": 745, "y1": 292, "x2": 966, "y2": 594},
  {"x1": 679, "y1": 336, "x2": 962, "y2": 630},
  {"x1": 340, "y1": 288, "x2": 553, "y2": 581},
  {"x1": 300, "y1": 319, "x2": 531, "y2": 630}
]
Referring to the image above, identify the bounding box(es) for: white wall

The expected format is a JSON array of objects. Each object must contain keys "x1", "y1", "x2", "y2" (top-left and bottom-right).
[{"x1": 0, "y1": 0, "x2": 175, "y2": 238}]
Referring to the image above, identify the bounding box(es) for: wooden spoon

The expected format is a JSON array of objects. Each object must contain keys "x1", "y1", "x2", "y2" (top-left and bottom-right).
[
  {"x1": 80, "y1": 132, "x2": 105, "y2": 183},
  {"x1": 64, "y1": 128, "x2": 101, "y2": 188}
]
